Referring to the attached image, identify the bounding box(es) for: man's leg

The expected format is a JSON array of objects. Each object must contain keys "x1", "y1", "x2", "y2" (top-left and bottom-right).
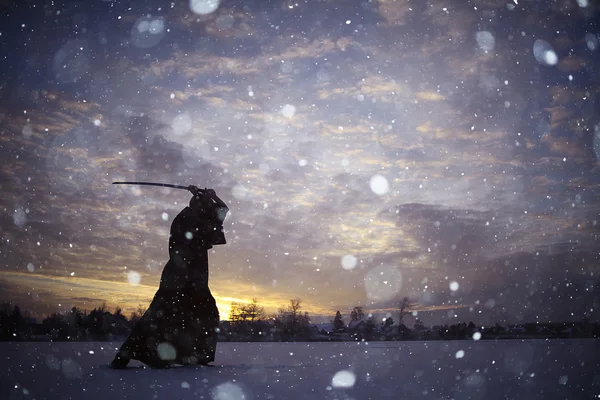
[{"x1": 110, "y1": 350, "x2": 130, "y2": 369}]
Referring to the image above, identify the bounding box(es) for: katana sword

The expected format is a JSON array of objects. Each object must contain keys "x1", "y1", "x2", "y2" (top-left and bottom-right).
[
  {"x1": 112, "y1": 181, "x2": 191, "y2": 191},
  {"x1": 113, "y1": 181, "x2": 229, "y2": 223},
  {"x1": 112, "y1": 182, "x2": 212, "y2": 199}
]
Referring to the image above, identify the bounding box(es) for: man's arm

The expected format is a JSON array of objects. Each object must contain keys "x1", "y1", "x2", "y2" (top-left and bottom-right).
[
  {"x1": 169, "y1": 207, "x2": 210, "y2": 264},
  {"x1": 188, "y1": 186, "x2": 228, "y2": 209},
  {"x1": 204, "y1": 188, "x2": 228, "y2": 210}
]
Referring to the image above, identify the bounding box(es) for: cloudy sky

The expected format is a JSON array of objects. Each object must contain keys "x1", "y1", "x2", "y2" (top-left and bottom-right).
[{"x1": 1, "y1": 0, "x2": 599, "y2": 325}]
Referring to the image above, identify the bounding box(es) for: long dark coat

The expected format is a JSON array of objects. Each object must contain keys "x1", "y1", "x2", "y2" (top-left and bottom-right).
[{"x1": 116, "y1": 205, "x2": 222, "y2": 367}]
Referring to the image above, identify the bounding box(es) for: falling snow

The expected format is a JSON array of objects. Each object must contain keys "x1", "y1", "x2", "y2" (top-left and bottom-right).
[{"x1": 1, "y1": 1, "x2": 599, "y2": 398}]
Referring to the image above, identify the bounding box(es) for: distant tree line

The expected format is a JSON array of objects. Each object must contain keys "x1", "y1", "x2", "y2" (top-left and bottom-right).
[
  {"x1": 224, "y1": 298, "x2": 312, "y2": 341},
  {"x1": 0, "y1": 301, "x2": 146, "y2": 341},
  {"x1": 1, "y1": 296, "x2": 598, "y2": 342},
  {"x1": 0, "y1": 298, "x2": 316, "y2": 342},
  {"x1": 322, "y1": 297, "x2": 599, "y2": 342}
]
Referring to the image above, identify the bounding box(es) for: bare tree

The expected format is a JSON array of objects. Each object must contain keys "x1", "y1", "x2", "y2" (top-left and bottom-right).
[
  {"x1": 229, "y1": 302, "x2": 243, "y2": 322},
  {"x1": 280, "y1": 298, "x2": 302, "y2": 328},
  {"x1": 398, "y1": 297, "x2": 414, "y2": 325},
  {"x1": 229, "y1": 299, "x2": 267, "y2": 339},
  {"x1": 243, "y1": 298, "x2": 265, "y2": 321},
  {"x1": 276, "y1": 298, "x2": 310, "y2": 339},
  {"x1": 129, "y1": 304, "x2": 147, "y2": 325},
  {"x1": 230, "y1": 299, "x2": 265, "y2": 322}
]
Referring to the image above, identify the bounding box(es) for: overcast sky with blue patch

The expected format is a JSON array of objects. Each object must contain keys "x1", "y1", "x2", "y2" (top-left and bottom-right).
[{"x1": 1, "y1": 0, "x2": 599, "y2": 325}]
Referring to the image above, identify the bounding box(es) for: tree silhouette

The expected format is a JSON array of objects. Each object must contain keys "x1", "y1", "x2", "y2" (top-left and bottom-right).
[
  {"x1": 0, "y1": 302, "x2": 26, "y2": 340},
  {"x1": 333, "y1": 311, "x2": 344, "y2": 331},
  {"x1": 414, "y1": 318, "x2": 425, "y2": 330},
  {"x1": 229, "y1": 299, "x2": 267, "y2": 339},
  {"x1": 111, "y1": 307, "x2": 129, "y2": 336},
  {"x1": 396, "y1": 297, "x2": 414, "y2": 338},
  {"x1": 42, "y1": 313, "x2": 69, "y2": 340},
  {"x1": 129, "y1": 304, "x2": 148, "y2": 326},
  {"x1": 2, "y1": 298, "x2": 596, "y2": 342},
  {"x1": 66, "y1": 307, "x2": 86, "y2": 340},
  {"x1": 275, "y1": 298, "x2": 310, "y2": 340},
  {"x1": 384, "y1": 317, "x2": 394, "y2": 328},
  {"x1": 365, "y1": 315, "x2": 377, "y2": 341},
  {"x1": 87, "y1": 302, "x2": 110, "y2": 338},
  {"x1": 398, "y1": 297, "x2": 414, "y2": 325},
  {"x1": 230, "y1": 299, "x2": 265, "y2": 322},
  {"x1": 350, "y1": 306, "x2": 365, "y2": 322}
]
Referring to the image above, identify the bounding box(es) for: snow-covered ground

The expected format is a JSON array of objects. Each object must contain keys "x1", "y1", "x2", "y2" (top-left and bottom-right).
[{"x1": 2, "y1": 340, "x2": 599, "y2": 399}]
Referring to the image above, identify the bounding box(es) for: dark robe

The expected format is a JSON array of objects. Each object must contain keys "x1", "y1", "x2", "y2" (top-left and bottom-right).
[{"x1": 113, "y1": 205, "x2": 222, "y2": 368}]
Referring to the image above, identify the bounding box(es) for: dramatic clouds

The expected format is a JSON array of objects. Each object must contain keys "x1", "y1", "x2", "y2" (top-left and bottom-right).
[{"x1": 0, "y1": 0, "x2": 599, "y2": 324}]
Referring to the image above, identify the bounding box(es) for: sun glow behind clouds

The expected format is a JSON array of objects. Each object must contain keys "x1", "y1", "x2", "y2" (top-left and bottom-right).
[
  {"x1": 0, "y1": 272, "x2": 241, "y2": 318},
  {"x1": 0, "y1": 271, "x2": 339, "y2": 321}
]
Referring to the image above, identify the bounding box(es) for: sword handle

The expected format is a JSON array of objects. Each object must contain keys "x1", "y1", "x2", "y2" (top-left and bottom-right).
[{"x1": 187, "y1": 185, "x2": 206, "y2": 197}]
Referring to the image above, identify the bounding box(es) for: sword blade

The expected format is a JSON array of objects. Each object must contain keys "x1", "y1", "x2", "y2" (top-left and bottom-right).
[{"x1": 112, "y1": 181, "x2": 190, "y2": 190}]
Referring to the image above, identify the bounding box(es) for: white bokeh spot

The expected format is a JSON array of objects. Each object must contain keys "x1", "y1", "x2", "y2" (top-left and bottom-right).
[
  {"x1": 13, "y1": 208, "x2": 27, "y2": 228},
  {"x1": 331, "y1": 370, "x2": 356, "y2": 389},
  {"x1": 157, "y1": 342, "x2": 177, "y2": 361},
  {"x1": 533, "y1": 39, "x2": 558, "y2": 66},
  {"x1": 369, "y1": 174, "x2": 390, "y2": 195},
  {"x1": 127, "y1": 271, "x2": 141, "y2": 285},
  {"x1": 364, "y1": 264, "x2": 403, "y2": 302},
  {"x1": 281, "y1": 104, "x2": 296, "y2": 118},
  {"x1": 585, "y1": 33, "x2": 598, "y2": 51},
  {"x1": 190, "y1": 0, "x2": 220, "y2": 15},
  {"x1": 475, "y1": 31, "x2": 495, "y2": 51},
  {"x1": 232, "y1": 184, "x2": 248, "y2": 199},
  {"x1": 341, "y1": 255, "x2": 358, "y2": 270},
  {"x1": 211, "y1": 382, "x2": 246, "y2": 400},
  {"x1": 61, "y1": 359, "x2": 83, "y2": 379},
  {"x1": 172, "y1": 113, "x2": 192, "y2": 135},
  {"x1": 131, "y1": 16, "x2": 166, "y2": 49},
  {"x1": 22, "y1": 123, "x2": 33, "y2": 138}
]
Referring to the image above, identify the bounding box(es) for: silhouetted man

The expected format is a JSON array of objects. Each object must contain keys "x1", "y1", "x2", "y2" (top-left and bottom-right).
[{"x1": 111, "y1": 187, "x2": 228, "y2": 369}]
